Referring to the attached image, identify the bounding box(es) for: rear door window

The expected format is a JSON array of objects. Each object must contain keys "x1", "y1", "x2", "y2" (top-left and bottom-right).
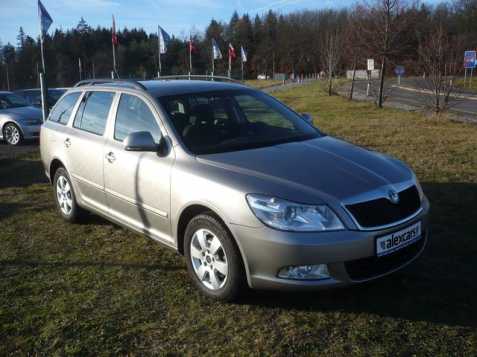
[
  {"x1": 73, "y1": 91, "x2": 115, "y2": 136},
  {"x1": 48, "y1": 92, "x2": 81, "y2": 125}
]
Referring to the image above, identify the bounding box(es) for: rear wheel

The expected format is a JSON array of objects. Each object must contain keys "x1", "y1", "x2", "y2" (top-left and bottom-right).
[
  {"x1": 184, "y1": 213, "x2": 246, "y2": 301},
  {"x1": 3, "y1": 123, "x2": 22, "y2": 146},
  {"x1": 53, "y1": 167, "x2": 84, "y2": 223}
]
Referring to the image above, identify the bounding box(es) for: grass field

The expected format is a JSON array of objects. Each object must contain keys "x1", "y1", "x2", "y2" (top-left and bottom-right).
[
  {"x1": 455, "y1": 78, "x2": 477, "y2": 92},
  {"x1": 1, "y1": 81, "x2": 477, "y2": 355},
  {"x1": 245, "y1": 79, "x2": 283, "y2": 89}
]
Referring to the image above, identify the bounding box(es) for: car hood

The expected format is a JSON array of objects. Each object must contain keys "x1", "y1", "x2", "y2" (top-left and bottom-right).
[
  {"x1": 197, "y1": 136, "x2": 413, "y2": 203},
  {"x1": 0, "y1": 106, "x2": 43, "y2": 121}
]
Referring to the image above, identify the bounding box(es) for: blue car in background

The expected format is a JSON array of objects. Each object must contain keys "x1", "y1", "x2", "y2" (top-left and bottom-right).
[
  {"x1": 15, "y1": 88, "x2": 67, "y2": 109},
  {"x1": 0, "y1": 91, "x2": 43, "y2": 146}
]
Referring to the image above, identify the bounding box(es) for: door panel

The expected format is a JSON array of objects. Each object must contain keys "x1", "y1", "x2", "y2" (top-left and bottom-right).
[
  {"x1": 68, "y1": 130, "x2": 107, "y2": 212},
  {"x1": 104, "y1": 93, "x2": 174, "y2": 245},
  {"x1": 67, "y1": 91, "x2": 115, "y2": 212}
]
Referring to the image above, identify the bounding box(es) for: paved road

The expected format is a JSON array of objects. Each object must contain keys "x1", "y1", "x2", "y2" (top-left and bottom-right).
[{"x1": 344, "y1": 78, "x2": 477, "y2": 117}]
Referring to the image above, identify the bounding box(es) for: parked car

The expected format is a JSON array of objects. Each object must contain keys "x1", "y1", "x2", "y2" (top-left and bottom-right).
[
  {"x1": 40, "y1": 79, "x2": 430, "y2": 301},
  {"x1": 0, "y1": 91, "x2": 43, "y2": 145},
  {"x1": 257, "y1": 74, "x2": 270, "y2": 80},
  {"x1": 15, "y1": 88, "x2": 67, "y2": 109}
]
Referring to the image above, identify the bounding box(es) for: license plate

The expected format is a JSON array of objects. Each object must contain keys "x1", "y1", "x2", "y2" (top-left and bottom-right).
[{"x1": 376, "y1": 221, "x2": 421, "y2": 257}]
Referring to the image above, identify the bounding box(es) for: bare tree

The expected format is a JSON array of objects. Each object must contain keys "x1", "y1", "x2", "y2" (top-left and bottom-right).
[
  {"x1": 321, "y1": 30, "x2": 341, "y2": 96},
  {"x1": 357, "y1": 0, "x2": 409, "y2": 107},
  {"x1": 344, "y1": 8, "x2": 367, "y2": 100},
  {"x1": 418, "y1": 24, "x2": 464, "y2": 113}
]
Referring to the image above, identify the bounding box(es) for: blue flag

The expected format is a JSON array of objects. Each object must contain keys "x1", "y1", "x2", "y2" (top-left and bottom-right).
[
  {"x1": 38, "y1": 0, "x2": 53, "y2": 38},
  {"x1": 241, "y1": 46, "x2": 247, "y2": 63},
  {"x1": 212, "y1": 39, "x2": 222, "y2": 60},
  {"x1": 158, "y1": 26, "x2": 171, "y2": 54}
]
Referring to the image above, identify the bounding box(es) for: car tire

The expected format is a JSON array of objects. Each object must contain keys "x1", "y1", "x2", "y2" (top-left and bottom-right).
[
  {"x1": 3, "y1": 122, "x2": 23, "y2": 146},
  {"x1": 184, "y1": 213, "x2": 246, "y2": 301},
  {"x1": 53, "y1": 167, "x2": 84, "y2": 223}
]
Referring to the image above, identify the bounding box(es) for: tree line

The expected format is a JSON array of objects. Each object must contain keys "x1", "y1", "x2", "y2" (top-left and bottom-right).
[{"x1": 0, "y1": 0, "x2": 475, "y2": 91}]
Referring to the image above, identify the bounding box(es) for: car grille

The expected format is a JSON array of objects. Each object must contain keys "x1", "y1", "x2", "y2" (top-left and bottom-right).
[
  {"x1": 345, "y1": 236, "x2": 425, "y2": 281},
  {"x1": 345, "y1": 185, "x2": 421, "y2": 228}
]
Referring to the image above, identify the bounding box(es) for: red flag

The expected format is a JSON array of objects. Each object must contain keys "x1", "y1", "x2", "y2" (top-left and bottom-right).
[
  {"x1": 188, "y1": 38, "x2": 197, "y2": 53},
  {"x1": 228, "y1": 43, "x2": 237, "y2": 61},
  {"x1": 112, "y1": 15, "x2": 119, "y2": 45}
]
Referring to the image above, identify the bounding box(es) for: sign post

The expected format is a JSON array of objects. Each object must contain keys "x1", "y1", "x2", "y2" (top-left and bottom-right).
[
  {"x1": 464, "y1": 50, "x2": 477, "y2": 88},
  {"x1": 366, "y1": 59, "x2": 374, "y2": 97},
  {"x1": 394, "y1": 65, "x2": 405, "y2": 86}
]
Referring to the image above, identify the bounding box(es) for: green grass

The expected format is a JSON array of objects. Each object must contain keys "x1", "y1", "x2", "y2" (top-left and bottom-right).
[
  {"x1": 455, "y1": 78, "x2": 477, "y2": 92},
  {"x1": 1, "y1": 82, "x2": 477, "y2": 355},
  {"x1": 245, "y1": 79, "x2": 283, "y2": 89}
]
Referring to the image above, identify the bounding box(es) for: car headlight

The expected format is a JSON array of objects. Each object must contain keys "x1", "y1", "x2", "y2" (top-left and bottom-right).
[{"x1": 246, "y1": 194, "x2": 344, "y2": 232}]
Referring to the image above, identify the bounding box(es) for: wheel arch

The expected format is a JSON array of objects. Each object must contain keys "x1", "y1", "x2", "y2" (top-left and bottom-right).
[
  {"x1": 49, "y1": 158, "x2": 65, "y2": 185},
  {"x1": 176, "y1": 203, "x2": 252, "y2": 287}
]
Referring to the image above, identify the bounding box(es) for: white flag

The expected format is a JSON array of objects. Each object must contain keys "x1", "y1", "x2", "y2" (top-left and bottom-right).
[{"x1": 241, "y1": 46, "x2": 247, "y2": 62}]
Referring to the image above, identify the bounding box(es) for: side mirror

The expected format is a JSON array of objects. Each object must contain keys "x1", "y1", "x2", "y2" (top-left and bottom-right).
[
  {"x1": 301, "y1": 113, "x2": 313, "y2": 125},
  {"x1": 124, "y1": 131, "x2": 159, "y2": 152}
]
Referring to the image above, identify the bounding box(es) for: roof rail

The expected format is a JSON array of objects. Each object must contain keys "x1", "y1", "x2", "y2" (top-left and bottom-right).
[
  {"x1": 156, "y1": 75, "x2": 242, "y2": 84},
  {"x1": 73, "y1": 79, "x2": 147, "y2": 91}
]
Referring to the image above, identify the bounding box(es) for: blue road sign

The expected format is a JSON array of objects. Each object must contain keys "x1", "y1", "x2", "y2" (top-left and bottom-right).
[
  {"x1": 394, "y1": 65, "x2": 405, "y2": 76},
  {"x1": 464, "y1": 51, "x2": 476, "y2": 69}
]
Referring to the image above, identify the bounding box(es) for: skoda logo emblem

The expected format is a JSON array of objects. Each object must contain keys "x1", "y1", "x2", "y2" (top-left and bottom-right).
[{"x1": 388, "y1": 189, "x2": 400, "y2": 204}]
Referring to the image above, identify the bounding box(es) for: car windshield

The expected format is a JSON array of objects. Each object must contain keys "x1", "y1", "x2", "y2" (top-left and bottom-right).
[
  {"x1": 158, "y1": 90, "x2": 319, "y2": 155},
  {"x1": 0, "y1": 93, "x2": 28, "y2": 109}
]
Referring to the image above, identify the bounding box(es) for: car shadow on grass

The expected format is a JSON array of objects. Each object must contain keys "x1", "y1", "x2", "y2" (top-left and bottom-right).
[
  {"x1": 241, "y1": 182, "x2": 477, "y2": 329},
  {"x1": 0, "y1": 259, "x2": 184, "y2": 272},
  {"x1": 0, "y1": 202, "x2": 22, "y2": 221},
  {"x1": 0, "y1": 159, "x2": 48, "y2": 189}
]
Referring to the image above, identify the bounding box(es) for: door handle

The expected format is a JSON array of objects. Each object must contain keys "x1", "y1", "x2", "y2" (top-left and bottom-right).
[
  {"x1": 64, "y1": 138, "x2": 71, "y2": 148},
  {"x1": 106, "y1": 152, "x2": 116, "y2": 163}
]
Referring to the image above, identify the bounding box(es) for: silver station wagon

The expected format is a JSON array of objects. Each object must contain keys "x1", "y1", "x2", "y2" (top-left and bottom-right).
[{"x1": 40, "y1": 79, "x2": 430, "y2": 301}]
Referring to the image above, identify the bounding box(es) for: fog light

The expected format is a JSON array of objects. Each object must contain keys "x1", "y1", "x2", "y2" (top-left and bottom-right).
[{"x1": 278, "y1": 264, "x2": 330, "y2": 280}]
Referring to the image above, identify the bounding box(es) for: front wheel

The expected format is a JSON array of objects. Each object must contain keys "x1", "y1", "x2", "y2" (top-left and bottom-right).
[
  {"x1": 184, "y1": 213, "x2": 246, "y2": 301},
  {"x1": 3, "y1": 123, "x2": 23, "y2": 146}
]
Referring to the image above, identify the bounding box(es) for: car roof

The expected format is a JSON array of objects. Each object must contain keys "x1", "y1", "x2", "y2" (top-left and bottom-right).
[
  {"x1": 138, "y1": 80, "x2": 249, "y2": 97},
  {"x1": 75, "y1": 79, "x2": 251, "y2": 97},
  {"x1": 0, "y1": 91, "x2": 14, "y2": 95}
]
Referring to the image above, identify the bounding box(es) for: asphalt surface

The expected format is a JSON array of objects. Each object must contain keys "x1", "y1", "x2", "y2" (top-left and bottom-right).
[{"x1": 344, "y1": 78, "x2": 477, "y2": 118}]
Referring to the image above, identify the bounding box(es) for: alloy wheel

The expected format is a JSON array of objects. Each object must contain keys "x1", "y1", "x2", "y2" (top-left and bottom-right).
[
  {"x1": 190, "y1": 228, "x2": 228, "y2": 290},
  {"x1": 4, "y1": 124, "x2": 21, "y2": 145},
  {"x1": 56, "y1": 175, "x2": 73, "y2": 216}
]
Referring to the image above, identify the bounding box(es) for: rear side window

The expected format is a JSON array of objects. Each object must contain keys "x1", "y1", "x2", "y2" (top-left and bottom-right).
[
  {"x1": 49, "y1": 92, "x2": 81, "y2": 125},
  {"x1": 114, "y1": 94, "x2": 161, "y2": 143},
  {"x1": 74, "y1": 91, "x2": 115, "y2": 136}
]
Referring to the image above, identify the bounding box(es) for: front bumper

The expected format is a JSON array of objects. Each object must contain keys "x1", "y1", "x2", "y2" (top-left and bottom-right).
[{"x1": 231, "y1": 197, "x2": 430, "y2": 290}]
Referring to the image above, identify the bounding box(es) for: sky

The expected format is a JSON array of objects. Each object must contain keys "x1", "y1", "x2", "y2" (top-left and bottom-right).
[{"x1": 0, "y1": 0, "x2": 441, "y2": 46}]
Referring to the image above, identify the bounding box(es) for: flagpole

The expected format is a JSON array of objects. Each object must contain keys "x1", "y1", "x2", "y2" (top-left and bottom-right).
[
  {"x1": 228, "y1": 50, "x2": 231, "y2": 79},
  {"x1": 111, "y1": 15, "x2": 117, "y2": 79},
  {"x1": 212, "y1": 43, "x2": 215, "y2": 77},
  {"x1": 112, "y1": 39, "x2": 117, "y2": 79},
  {"x1": 241, "y1": 55, "x2": 244, "y2": 81},
  {"x1": 157, "y1": 26, "x2": 161, "y2": 77},
  {"x1": 189, "y1": 34, "x2": 192, "y2": 79},
  {"x1": 40, "y1": 35, "x2": 46, "y2": 74}
]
